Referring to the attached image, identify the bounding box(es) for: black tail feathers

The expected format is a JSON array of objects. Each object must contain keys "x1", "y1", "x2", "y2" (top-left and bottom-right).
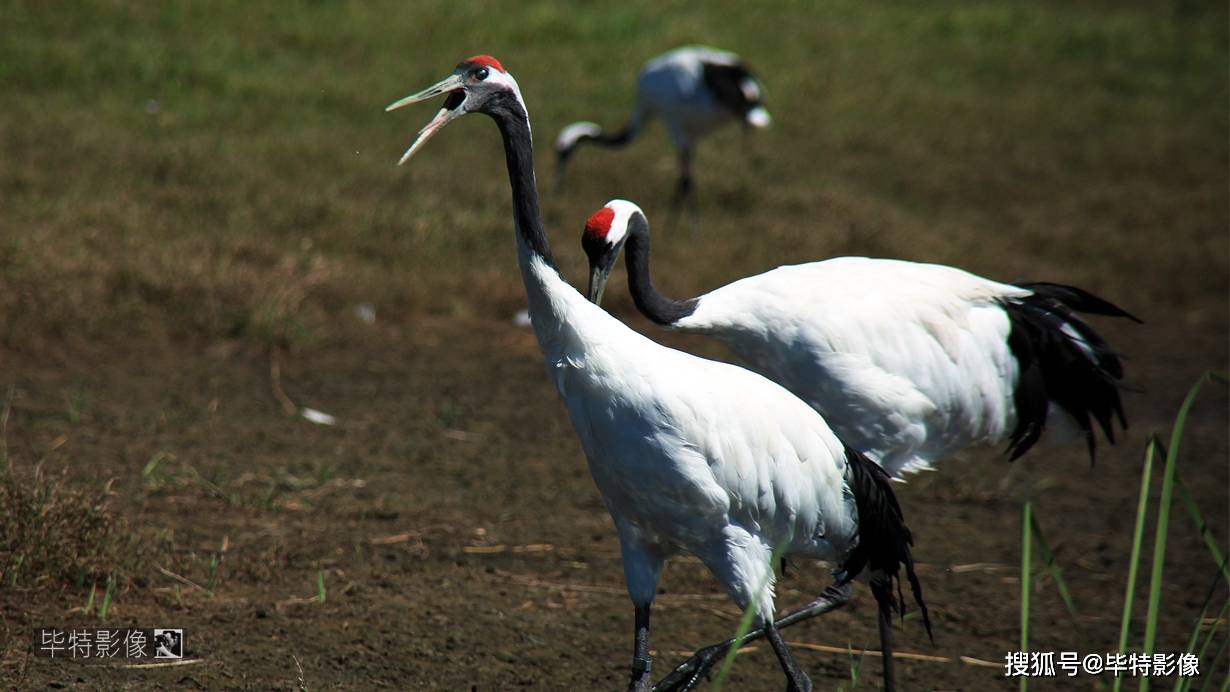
[
  {"x1": 1013, "y1": 282, "x2": 1142, "y2": 324},
  {"x1": 1005, "y1": 282, "x2": 1139, "y2": 462},
  {"x1": 840, "y1": 445, "x2": 933, "y2": 642}
]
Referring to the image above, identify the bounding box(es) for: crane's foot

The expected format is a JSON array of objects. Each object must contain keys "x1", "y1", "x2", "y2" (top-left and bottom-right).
[
  {"x1": 650, "y1": 641, "x2": 726, "y2": 692},
  {"x1": 652, "y1": 583, "x2": 851, "y2": 692},
  {"x1": 628, "y1": 656, "x2": 653, "y2": 692},
  {"x1": 765, "y1": 621, "x2": 812, "y2": 692}
]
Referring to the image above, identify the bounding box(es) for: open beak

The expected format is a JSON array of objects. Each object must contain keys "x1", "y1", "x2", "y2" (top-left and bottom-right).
[
  {"x1": 587, "y1": 263, "x2": 611, "y2": 305},
  {"x1": 386, "y1": 74, "x2": 466, "y2": 165}
]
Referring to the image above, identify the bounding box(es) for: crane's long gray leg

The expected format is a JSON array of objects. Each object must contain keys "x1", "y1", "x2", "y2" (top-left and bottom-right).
[
  {"x1": 628, "y1": 603, "x2": 653, "y2": 692},
  {"x1": 617, "y1": 523, "x2": 663, "y2": 692},
  {"x1": 872, "y1": 580, "x2": 898, "y2": 692},
  {"x1": 671, "y1": 146, "x2": 693, "y2": 207},
  {"x1": 670, "y1": 146, "x2": 698, "y2": 231},
  {"x1": 878, "y1": 595, "x2": 896, "y2": 691},
  {"x1": 765, "y1": 620, "x2": 813, "y2": 692},
  {"x1": 652, "y1": 583, "x2": 851, "y2": 692},
  {"x1": 663, "y1": 145, "x2": 699, "y2": 233}
]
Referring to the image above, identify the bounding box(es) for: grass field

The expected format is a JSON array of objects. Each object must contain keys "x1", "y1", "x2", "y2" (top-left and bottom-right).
[{"x1": 1, "y1": 1, "x2": 1227, "y2": 689}]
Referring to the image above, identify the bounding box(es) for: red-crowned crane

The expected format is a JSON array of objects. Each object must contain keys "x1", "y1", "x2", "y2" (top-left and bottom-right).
[
  {"x1": 555, "y1": 46, "x2": 771, "y2": 207},
  {"x1": 387, "y1": 56, "x2": 929, "y2": 692},
  {"x1": 582, "y1": 200, "x2": 1140, "y2": 482}
]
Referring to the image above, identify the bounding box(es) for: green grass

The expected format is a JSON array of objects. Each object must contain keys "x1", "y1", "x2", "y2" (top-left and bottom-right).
[
  {"x1": 98, "y1": 573, "x2": 116, "y2": 620},
  {"x1": 1174, "y1": 570, "x2": 1228, "y2": 692},
  {"x1": 1176, "y1": 474, "x2": 1230, "y2": 589},
  {"x1": 711, "y1": 542, "x2": 788, "y2": 691},
  {"x1": 1021, "y1": 499, "x2": 1032, "y2": 692},
  {"x1": 207, "y1": 553, "x2": 221, "y2": 595},
  {"x1": 730, "y1": 368, "x2": 1228, "y2": 690},
  {"x1": 1116, "y1": 436, "x2": 1162, "y2": 692},
  {"x1": 1020, "y1": 372, "x2": 1230, "y2": 692},
  {"x1": 0, "y1": 2, "x2": 1225, "y2": 687},
  {"x1": 0, "y1": 462, "x2": 151, "y2": 590},
  {"x1": 1030, "y1": 518, "x2": 1081, "y2": 627},
  {"x1": 1141, "y1": 373, "x2": 1223, "y2": 690},
  {"x1": 0, "y1": 1, "x2": 1224, "y2": 352},
  {"x1": 841, "y1": 641, "x2": 867, "y2": 692}
]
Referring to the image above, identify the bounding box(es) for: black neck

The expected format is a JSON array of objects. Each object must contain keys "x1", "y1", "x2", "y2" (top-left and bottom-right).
[
  {"x1": 490, "y1": 99, "x2": 555, "y2": 268},
  {"x1": 624, "y1": 215, "x2": 698, "y2": 325},
  {"x1": 590, "y1": 123, "x2": 637, "y2": 147}
]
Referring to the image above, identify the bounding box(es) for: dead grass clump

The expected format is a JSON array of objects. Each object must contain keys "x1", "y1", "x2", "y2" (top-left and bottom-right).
[{"x1": 0, "y1": 463, "x2": 151, "y2": 590}]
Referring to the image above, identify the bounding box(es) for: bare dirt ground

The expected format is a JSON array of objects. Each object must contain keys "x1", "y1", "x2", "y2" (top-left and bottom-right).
[
  {"x1": 1, "y1": 308, "x2": 1225, "y2": 690},
  {"x1": 1, "y1": 2, "x2": 1227, "y2": 689}
]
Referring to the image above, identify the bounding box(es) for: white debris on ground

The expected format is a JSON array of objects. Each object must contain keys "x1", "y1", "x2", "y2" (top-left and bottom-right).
[
  {"x1": 354, "y1": 303, "x2": 376, "y2": 324},
  {"x1": 300, "y1": 408, "x2": 338, "y2": 426}
]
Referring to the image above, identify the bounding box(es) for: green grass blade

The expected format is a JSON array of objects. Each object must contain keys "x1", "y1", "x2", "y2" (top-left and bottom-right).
[
  {"x1": 1189, "y1": 598, "x2": 1229, "y2": 692},
  {"x1": 1173, "y1": 564, "x2": 1229, "y2": 692},
  {"x1": 1116, "y1": 436, "x2": 1161, "y2": 692},
  {"x1": 713, "y1": 543, "x2": 788, "y2": 692},
  {"x1": 9, "y1": 554, "x2": 23, "y2": 587},
  {"x1": 1198, "y1": 624, "x2": 1228, "y2": 692},
  {"x1": 843, "y1": 640, "x2": 866, "y2": 692},
  {"x1": 1142, "y1": 372, "x2": 1218, "y2": 692},
  {"x1": 1030, "y1": 515, "x2": 1081, "y2": 623},
  {"x1": 98, "y1": 574, "x2": 115, "y2": 620},
  {"x1": 1175, "y1": 473, "x2": 1230, "y2": 588},
  {"x1": 1021, "y1": 499, "x2": 1032, "y2": 692}
]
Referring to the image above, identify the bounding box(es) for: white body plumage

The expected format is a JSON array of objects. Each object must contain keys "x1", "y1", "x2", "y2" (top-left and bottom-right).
[
  {"x1": 582, "y1": 202, "x2": 1134, "y2": 481},
  {"x1": 527, "y1": 251, "x2": 856, "y2": 617},
  {"x1": 555, "y1": 46, "x2": 770, "y2": 203},
  {"x1": 630, "y1": 45, "x2": 769, "y2": 150},
  {"x1": 674, "y1": 258, "x2": 1031, "y2": 476},
  {"x1": 390, "y1": 59, "x2": 927, "y2": 690}
]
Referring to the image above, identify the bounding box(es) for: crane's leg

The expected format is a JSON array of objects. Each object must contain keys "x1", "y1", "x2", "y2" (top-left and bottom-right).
[
  {"x1": 628, "y1": 603, "x2": 653, "y2": 692},
  {"x1": 670, "y1": 146, "x2": 696, "y2": 213},
  {"x1": 878, "y1": 596, "x2": 896, "y2": 691},
  {"x1": 616, "y1": 521, "x2": 663, "y2": 692},
  {"x1": 765, "y1": 620, "x2": 813, "y2": 692},
  {"x1": 872, "y1": 580, "x2": 898, "y2": 692},
  {"x1": 652, "y1": 583, "x2": 851, "y2": 692}
]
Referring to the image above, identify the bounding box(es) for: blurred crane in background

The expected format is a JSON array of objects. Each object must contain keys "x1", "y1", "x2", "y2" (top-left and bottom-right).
[{"x1": 555, "y1": 46, "x2": 771, "y2": 210}]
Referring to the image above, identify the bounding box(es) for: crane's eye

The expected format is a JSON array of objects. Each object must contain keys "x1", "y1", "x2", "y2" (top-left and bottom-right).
[{"x1": 474, "y1": 67, "x2": 489, "y2": 81}]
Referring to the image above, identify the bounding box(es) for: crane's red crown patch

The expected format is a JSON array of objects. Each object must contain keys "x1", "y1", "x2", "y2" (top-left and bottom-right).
[
  {"x1": 464, "y1": 55, "x2": 505, "y2": 73},
  {"x1": 585, "y1": 207, "x2": 615, "y2": 240}
]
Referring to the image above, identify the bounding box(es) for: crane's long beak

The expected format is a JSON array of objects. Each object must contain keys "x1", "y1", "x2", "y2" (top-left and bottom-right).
[
  {"x1": 386, "y1": 74, "x2": 466, "y2": 165},
  {"x1": 587, "y1": 263, "x2": 611, "y2": 306}
]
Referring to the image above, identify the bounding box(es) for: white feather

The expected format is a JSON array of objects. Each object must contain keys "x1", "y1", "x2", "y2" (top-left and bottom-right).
[
  {"x1": 556, "y1": 46, "x2": 770, "y2": 171},
  {"x1": 673, "y1": 257, "x2": 1033, "y2": 477},
  {"x1": 555, "y1": 121, "x2": 601, "y2": 150},
  {"x1": 521, "y1": 251, "x2": 857, "y2": 619}
]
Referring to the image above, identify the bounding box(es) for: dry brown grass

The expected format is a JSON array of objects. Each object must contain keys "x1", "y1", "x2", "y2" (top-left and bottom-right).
[{"x1": 0, "y1": 462, "x2": 151, "y2": 590}]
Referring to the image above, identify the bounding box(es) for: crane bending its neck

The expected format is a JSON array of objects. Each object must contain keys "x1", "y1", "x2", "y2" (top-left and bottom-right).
[{"x1": 622, "y1": 216, "x2": 699, "y2": 326}]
